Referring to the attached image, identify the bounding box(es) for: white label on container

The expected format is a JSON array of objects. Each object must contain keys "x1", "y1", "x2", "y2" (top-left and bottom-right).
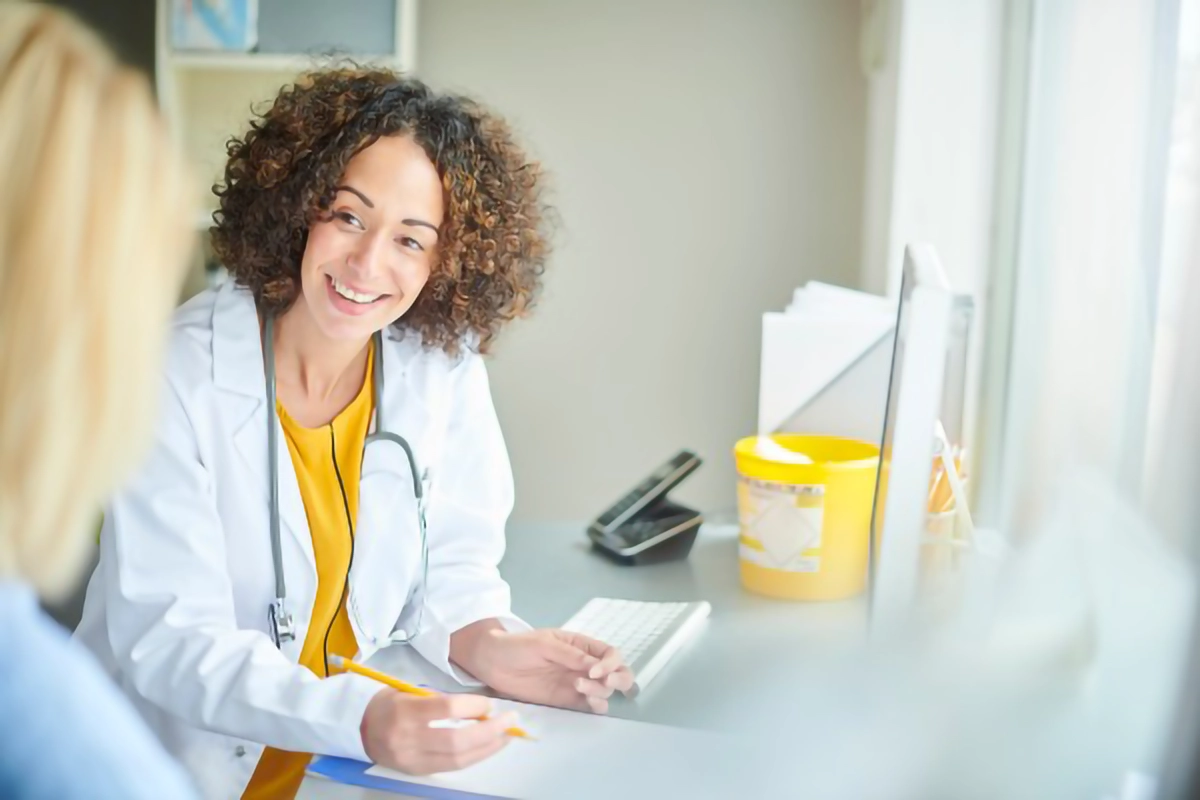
[
  {"x1": 740, "y1": 545, "x2": 822, "y2": 573},
  {"x1": 738, "y1": 478, "x2": 825, "y2": 571}
]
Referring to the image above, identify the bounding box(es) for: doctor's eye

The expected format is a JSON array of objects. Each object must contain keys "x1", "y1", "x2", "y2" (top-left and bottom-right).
[{"x1": 334, "y1": 211, "x2": 365, "y2": 230}]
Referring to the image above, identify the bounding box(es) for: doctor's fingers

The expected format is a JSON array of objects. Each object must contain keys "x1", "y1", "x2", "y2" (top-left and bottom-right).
[
  {"x1": 424, "y1": 713, "x2": 519, "y2": 756},
  {"x1": 575, "y1": 670, "x2": 634, "y2": 703},
  {"x1": 415, "y1": 692, "x2": 494, "y2": 723},
  {"x1": 574, "y1": 676, "x2": 616, "y2": 701},
  {"x1": 603, "y1": 664, "x2": 636, "y2": 693},
  {"x1": 387, "y1": 721, "x2": 511, "y2": 777},
  {"x1": 557, "y1": 631, "x2": 628, "y2": 680},
  {"x1": 418, "y1": 731, "x2": 511, "y2": 773},
  {"x1": 590, "y1": 647, "x2": 629, "y2": 682}
]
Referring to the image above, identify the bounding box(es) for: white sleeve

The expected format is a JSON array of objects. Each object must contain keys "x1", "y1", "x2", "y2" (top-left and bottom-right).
[
  {"x1": 98, "y1": 379, "x2": 379, "y2": 759},
  {"x1": 407, "y1": 352, "x2": 531, "y2": 682}
]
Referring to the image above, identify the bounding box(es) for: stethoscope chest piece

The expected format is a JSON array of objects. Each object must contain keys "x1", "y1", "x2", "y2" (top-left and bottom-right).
[{"x1": 269, "y1": 598, "x2": 296, "y2": 645}]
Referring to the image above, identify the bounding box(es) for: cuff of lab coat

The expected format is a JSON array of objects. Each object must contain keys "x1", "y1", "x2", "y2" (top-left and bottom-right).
[
  {"x1": 333, "y1": 674, "x2": 386, "y2": 762},
  {"x1": 414, "y1": 614, "x2": 531, "y2": 687}
]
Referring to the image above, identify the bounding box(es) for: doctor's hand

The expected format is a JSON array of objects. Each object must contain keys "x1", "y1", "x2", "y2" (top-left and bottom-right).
[
  {"x1": 360, "y1": 689, "x2": 517, "y2": 775},
  {"x1": 451, "y1": 623, "x2": 635, "y2": 713}
]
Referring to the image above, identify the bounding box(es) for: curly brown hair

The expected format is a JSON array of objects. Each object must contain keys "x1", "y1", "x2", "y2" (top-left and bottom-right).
[{"x1": 210, "y1": 67, "x2": 549, "y2": 355}]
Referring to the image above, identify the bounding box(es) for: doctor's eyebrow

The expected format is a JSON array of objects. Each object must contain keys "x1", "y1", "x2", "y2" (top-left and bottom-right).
[{"x1": 335, "y1": 185, "x2": 374, "y2": 208}]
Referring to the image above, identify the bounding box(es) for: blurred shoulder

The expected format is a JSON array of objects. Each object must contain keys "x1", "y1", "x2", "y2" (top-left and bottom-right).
[{"x1": 0, "y1": 583, "x2": 197, "y2": 798}]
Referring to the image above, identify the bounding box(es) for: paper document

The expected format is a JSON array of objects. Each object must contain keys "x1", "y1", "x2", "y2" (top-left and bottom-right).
[
  {"x1": 758, "y1": 279, "x2": 895, "y2": 439},
  {"x1": 785, "y1": 281, "x2": 893, "y2": 318},
  {"x1": 758, "y1": 312, "x2": 892, "y2": 434},
  {"x1": 357, "y1": 700, "x2": 714, "y2": 798}
]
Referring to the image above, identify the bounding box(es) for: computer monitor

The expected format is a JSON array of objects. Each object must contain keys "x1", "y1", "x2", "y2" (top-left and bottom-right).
[{"x1": 868, "y1": 244, "x2": 974, "y2": 635}]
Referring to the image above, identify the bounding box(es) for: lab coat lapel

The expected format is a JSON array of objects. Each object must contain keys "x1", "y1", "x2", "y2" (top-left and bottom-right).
[{"x1": 213, "y1": 284, "x2": 316, "y2": 573}]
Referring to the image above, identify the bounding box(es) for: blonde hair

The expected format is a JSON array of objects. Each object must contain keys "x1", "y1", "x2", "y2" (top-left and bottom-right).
[{"x1": 0, "y1": 4, "x2": 193, "y2": 598}]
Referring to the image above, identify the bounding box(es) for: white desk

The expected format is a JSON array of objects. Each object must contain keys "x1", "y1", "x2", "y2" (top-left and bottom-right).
[
  {"x1": 297, "y1": 483, "x2": 1200, "y2": 799},
  {"x1": 298, "y1": 522, "x2": 869, "y2": 798}
]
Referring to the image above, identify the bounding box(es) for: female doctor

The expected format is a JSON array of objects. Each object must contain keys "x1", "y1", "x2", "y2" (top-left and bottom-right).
[{"x1": 76, "y1": 68, "x2": 633, "y2": 800}]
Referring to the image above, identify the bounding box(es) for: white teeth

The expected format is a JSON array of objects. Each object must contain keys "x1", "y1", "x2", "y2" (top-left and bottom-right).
[{"x1": 331, "y1": 276, "x2": 382, "y2": 304}]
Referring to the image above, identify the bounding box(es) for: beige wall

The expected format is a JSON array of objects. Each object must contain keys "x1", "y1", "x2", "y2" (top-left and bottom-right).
[{"x1": 419, "y1": 0, "x2": 866, "y2": 522}]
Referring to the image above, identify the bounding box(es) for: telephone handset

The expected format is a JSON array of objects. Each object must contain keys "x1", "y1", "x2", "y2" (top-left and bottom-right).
[{"x1": 587, "y1": 450, "x2": 703, "y2": 565}]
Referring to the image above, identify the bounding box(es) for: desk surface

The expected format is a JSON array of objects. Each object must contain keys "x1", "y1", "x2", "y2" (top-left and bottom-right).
[{"x1": 299, "y1": 522, "x2": 869, "y2": 799}]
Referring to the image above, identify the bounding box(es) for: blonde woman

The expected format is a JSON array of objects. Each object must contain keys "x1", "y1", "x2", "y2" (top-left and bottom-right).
[{"x1": 0, "y1": 5, "x2": 197, "y2": 798}]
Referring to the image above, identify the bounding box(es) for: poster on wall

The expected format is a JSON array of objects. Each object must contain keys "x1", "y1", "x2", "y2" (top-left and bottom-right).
[{"x1": 171, "y1": 0, "x2": 259, "y2": 52}]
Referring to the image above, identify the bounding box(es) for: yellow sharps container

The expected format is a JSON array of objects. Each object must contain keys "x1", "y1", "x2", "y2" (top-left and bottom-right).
[{"x1": 734, "y1": 434, "x2": 880, "y2": 601}]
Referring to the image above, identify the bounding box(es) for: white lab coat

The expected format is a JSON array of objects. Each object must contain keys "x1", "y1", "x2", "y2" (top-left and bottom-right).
[{"x1": 75, "y1": 282, "x2": 527, "y2": 799}]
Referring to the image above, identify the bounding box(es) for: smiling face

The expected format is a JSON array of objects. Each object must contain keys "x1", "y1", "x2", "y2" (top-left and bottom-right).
[{"x1": 296, "y1": 134, "x2": 444, "y2": 342}]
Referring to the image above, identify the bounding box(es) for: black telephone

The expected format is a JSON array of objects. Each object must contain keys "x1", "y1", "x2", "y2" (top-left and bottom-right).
[{"x1": 586, "y1": 450, "x2": 703, "y2": 565}]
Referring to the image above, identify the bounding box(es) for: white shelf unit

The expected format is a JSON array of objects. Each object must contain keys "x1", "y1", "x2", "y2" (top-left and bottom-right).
[
  {"x1": 166, "y1": 52, "x2": 322, "y2": 72},
  {"x1": 154, "y1": 0, "x2": 419, "y2": 233}
]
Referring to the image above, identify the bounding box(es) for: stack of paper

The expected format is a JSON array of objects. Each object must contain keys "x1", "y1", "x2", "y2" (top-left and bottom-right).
[{"x1": 758, "y1": 281, "x2": 895, "y2": 443}]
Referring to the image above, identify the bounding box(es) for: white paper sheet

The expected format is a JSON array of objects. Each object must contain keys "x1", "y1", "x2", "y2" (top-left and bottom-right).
[{"x1": 364, "y1": 699, "x2": 721, "y2": 799}]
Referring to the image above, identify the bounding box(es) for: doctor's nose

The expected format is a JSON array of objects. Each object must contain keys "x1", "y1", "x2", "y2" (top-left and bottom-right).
[{"x1": 346, "y1": 231, "x2": 389, "y2": 277}]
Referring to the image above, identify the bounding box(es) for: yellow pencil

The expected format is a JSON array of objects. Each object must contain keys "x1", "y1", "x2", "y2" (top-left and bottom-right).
[
  {"x1": 329, "y1": 656, "x2": 534, "y2": 740},
  {"x1": 928, "y1": 463, "x2": 944, "y2": 509}
]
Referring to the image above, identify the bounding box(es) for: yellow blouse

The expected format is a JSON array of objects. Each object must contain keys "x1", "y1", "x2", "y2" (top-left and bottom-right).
[{"x1": 241, "y1": 344, "x2": 374, "y2": 800}]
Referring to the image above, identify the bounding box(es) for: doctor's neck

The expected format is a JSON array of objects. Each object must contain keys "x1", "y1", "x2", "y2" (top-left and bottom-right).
[{"x1": 270, "y1": 305, "x2": 372, "y2": 406}]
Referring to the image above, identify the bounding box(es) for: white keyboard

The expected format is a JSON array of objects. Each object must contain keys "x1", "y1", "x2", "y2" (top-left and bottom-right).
[{"x1": 561, "y1": 598, "x2": 711, "y2": 692}]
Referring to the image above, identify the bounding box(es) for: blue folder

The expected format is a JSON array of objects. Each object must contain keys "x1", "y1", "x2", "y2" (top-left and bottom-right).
[{"x1": 307, "y1": 757, "x2": 511, "y2": 799}]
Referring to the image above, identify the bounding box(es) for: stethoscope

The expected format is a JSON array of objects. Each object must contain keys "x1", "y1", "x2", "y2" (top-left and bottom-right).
[{"x1": 262, "y1": 315, "x2": 429, "y2": 650}]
